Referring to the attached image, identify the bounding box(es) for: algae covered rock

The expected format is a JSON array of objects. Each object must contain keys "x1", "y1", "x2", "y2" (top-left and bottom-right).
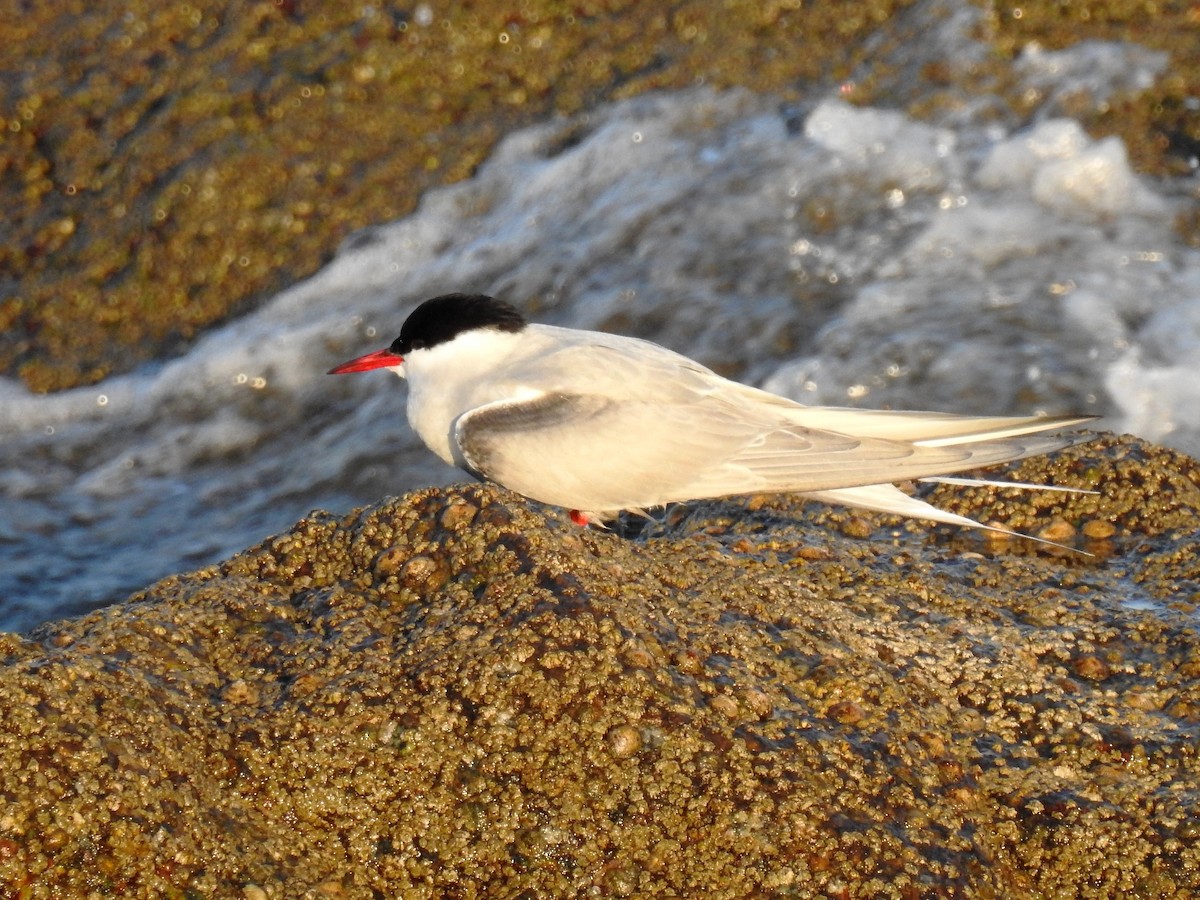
[{"x1": 1, "y1": 434, "x2": 1199, "y2": 897}]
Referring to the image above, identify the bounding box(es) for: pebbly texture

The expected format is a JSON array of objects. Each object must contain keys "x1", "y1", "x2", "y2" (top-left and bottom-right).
[
  {"x1": 2, "y1": 433, "x2": 1200, "y2": 897},
  {"x1": 3, "y1": 1, "x2": 1199, "y2": 391}
]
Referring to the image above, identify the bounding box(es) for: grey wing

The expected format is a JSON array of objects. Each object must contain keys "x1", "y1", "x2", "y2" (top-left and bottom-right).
[
  {"x1": 682, "y1": 403, "x2": 1080, "y2": 498},
  {"x1": 452, "y1": 336, "x2": 1090, "y2": 515},
  {"x1": 452, "y1": 388, "x2": 1071, "y2": 516},
  {"x1": 454, "y1": 391, "x2": 821, "y2": 513}
]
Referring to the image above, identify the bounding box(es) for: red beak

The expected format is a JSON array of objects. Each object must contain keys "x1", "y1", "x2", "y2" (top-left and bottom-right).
[{"x1": 327, "y1": 348, "x2": 404, "y2": 375}]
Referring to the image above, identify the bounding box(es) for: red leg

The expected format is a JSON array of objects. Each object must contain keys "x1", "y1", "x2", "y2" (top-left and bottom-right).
[{"x1": 569, "y1": 509, "x2": 589, "y2": 527}]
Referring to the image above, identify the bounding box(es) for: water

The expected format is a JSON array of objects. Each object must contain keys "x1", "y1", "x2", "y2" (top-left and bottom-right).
[{"x1": 1, "y1": 35, "x2": 1196, "y2": 632}]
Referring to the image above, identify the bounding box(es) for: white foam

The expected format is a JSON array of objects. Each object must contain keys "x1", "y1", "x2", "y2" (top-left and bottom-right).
[
  {"x1": 1105, "y1": 350, "x2": 1200, "y2": 448},
  {"x1": 804, "y1": 100, "x2": 957, "y2": 192},
  {"x1": 979, "y1": 119, "x2": 1168, "y2": 220},
  {"x1": 1033, "y1": 136, "x2": 1168, "y2": 219},
  {"x1": 0, "y1": 34, "x2": 1195, "y2": 629},
  {"x1": 977, "y1": 119, "x2": 1092, "y2": 188},
  {"x1": 1015, "y1": 40, "x2": 1169, "y2": 110}
]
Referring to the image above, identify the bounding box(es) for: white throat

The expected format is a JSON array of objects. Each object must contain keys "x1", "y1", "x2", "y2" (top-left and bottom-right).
[{"x1": 402, "y1": 327, "x2": 531, "y2": 466}]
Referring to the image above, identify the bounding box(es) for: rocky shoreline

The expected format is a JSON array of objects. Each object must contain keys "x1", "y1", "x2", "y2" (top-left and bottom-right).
[{"x1": 2, "y1": 434, "x2": 1198, "y2": 896}]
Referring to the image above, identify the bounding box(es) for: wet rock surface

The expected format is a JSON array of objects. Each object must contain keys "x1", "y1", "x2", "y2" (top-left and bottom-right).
[
  {"x1": 5, "y1": 1, "x2": 1199, "y2": 391},
  {"x1": 2, "y1": 433, "x2": 1199, "y2": 897}
]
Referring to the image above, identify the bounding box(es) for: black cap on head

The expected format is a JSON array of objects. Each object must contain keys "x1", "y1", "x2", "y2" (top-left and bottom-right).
[{"x1": 389, "y1": 293, "x2": 527, "y2": 356}]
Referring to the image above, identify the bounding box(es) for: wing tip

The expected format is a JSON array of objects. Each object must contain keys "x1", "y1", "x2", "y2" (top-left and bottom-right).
[{"x1": 914, "y1": 414, "x2": 1100, "y2": 448}]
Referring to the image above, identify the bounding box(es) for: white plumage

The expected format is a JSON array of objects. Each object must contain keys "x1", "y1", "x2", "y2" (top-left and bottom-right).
[{"x1": 331, "y1": 294, "x2": 1095, "y2": 544}]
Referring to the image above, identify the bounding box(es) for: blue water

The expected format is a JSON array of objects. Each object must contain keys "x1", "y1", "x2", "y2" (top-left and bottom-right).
[{"x1": 1, "y1": 31, "x2": 1196, "y2": 632}]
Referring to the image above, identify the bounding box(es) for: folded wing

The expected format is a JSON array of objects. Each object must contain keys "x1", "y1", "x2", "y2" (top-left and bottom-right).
[{"x1": 455, "y1": 383, "x2": 1091, "y2": 517}]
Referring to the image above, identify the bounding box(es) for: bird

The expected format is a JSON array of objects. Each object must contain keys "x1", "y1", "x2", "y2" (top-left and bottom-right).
[{"x1": 329, "y1": 293, "x2": 1096, "y2": 546}]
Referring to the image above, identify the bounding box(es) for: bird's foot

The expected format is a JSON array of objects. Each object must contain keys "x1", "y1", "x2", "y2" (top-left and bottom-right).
[{"x1": 569, "y1": 510, "x2": 590, "y2": 527}]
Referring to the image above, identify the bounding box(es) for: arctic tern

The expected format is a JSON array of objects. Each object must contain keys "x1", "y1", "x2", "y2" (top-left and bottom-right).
[{"x1": 330, "y1": 293, "x2": 1095, "y2": 544}]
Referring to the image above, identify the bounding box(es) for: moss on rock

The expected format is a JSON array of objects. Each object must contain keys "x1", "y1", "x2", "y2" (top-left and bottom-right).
[{"x1": 1, "y1": 434, "x2": 1199, "y2": 896}]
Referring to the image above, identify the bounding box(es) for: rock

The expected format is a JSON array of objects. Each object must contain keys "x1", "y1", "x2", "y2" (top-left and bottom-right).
[{"x1": 1, "y1": 434, "x2": 1199, "y2": 896}]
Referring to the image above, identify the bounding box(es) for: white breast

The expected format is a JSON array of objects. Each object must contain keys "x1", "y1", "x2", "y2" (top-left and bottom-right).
[{"x1": 401, "y1": 328, "x2": 552, "y2": 468}]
